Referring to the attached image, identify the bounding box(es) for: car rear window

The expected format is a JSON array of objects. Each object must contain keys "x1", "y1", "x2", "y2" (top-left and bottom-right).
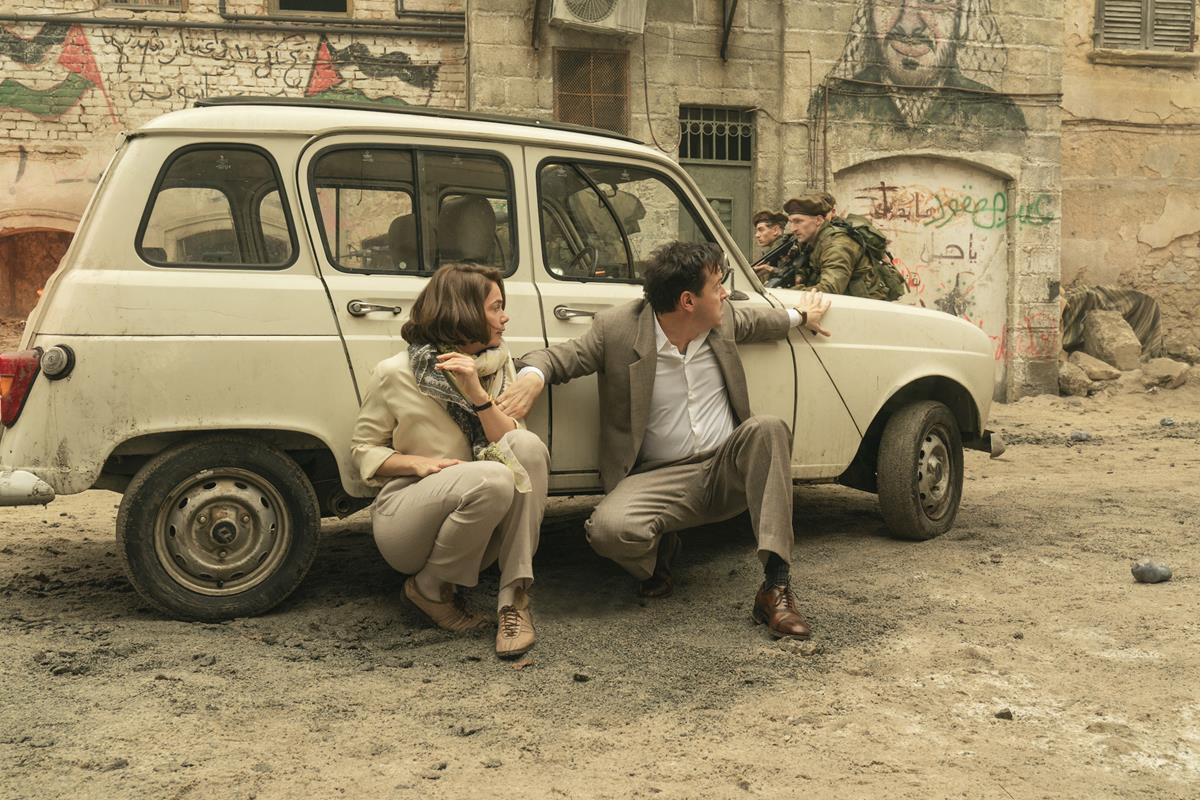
[
  {"x1": 309, "y1": 146, "x2": 516, "y2": 276},
  {"x1": 137, "y1": 145, "x2": 296, "y2": 269}
]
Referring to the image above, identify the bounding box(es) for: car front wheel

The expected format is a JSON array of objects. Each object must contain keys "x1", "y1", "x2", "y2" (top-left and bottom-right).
[
  {"x1": 876, "y1": 400, "x2": 963, "y2": 541},
  {"x1": 116, "y1": 436, "x2": 321, "y2": 621}
]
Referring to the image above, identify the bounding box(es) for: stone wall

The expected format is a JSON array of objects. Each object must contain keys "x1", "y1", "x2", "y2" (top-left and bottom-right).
[
  {"x1": 1061, "y1": 0, "x2": 1200, "y2": 351},
  {"x1": 0, "y1": 1, "x2": 466, "y2": 262},
  {"x1": 469, "y1": 0, "x2": 1064, "y2": 398}
]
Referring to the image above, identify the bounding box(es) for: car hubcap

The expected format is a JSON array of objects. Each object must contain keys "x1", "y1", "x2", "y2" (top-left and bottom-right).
[
  {"x1": 917, "y1": 426, "x2": 953, "y2": 521},
  {"x1": 154, "y1": 468, "x2": 291, "y2": 596}
]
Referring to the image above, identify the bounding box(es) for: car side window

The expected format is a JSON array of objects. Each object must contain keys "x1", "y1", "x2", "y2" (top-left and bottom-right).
[
  {"x1": 538, "y1": 160, "x2": 713, "y2": 283},
  {"x1": 310, "y1": 147, "x2": 516, "y2": 275},
  {"x1": 138, "y1": 146, "x2": 296, "y2": 269}
]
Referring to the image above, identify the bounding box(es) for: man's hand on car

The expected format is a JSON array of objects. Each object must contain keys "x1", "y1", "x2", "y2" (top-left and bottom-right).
[
  {"x1": 497, "y1": 371, "x2": 545, "y2": 419},
  {"x1": 795, "y1": 290, "x2": 832, "y2": 337}
]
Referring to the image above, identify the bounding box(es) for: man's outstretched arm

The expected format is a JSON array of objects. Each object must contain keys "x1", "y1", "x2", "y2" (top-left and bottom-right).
[{"x1": 497, "y1": 315, "x2": 607, "y2": 419}]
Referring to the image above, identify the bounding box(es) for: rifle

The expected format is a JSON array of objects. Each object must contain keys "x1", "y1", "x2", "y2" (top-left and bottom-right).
[{"x1": 752, "y1": 234, "x2": 796, "y2": 269}]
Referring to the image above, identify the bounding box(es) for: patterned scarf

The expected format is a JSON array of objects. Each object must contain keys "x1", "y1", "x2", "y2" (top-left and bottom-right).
[{"x1": 408, "y1": 341, "x2": 532, "y2": 493}]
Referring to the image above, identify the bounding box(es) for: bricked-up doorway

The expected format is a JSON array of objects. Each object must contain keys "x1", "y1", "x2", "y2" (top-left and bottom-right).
[{"x1": 0, "y1": 229, "x2": 73, "y2": 318}]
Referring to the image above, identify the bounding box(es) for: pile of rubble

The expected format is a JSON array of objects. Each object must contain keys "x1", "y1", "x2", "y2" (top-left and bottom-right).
[{"x1": 1058, "y1": 310, "x2": 1196, "y2": 396}]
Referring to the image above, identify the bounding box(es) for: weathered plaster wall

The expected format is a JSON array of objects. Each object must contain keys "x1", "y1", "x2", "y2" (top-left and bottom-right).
[
  {"x1": 0, "y1": 2, "x2": 466, "y2": 237},
  {"x1": 1061, "y1": 0, "x2": 1200, "y2": 348},
  {"x1": 470, "y1": 0, "x2": 1064, "y2": 398}
]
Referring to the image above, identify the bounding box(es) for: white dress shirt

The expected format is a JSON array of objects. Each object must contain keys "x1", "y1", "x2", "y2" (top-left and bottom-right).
[{"x1": 519, "y1": 309, "x2": 803, "y2": 465}]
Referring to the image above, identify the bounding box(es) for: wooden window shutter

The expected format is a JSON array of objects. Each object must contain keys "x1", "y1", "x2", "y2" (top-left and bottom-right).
[
  {"x1": 1097, "y1": 0, "x2": 1150, "y2": 49},
  {"x1": 1151, "y1": 0, "x2": 1196, "y2": 50},
  {"x1": 1097, "y1": 0, "x2": 1196, "y2": 51}
]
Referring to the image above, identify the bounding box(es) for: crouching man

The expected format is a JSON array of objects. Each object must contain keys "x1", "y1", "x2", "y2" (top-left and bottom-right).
[{"x1": 498, "y1": 241, "x2": 831, "y2": 639}]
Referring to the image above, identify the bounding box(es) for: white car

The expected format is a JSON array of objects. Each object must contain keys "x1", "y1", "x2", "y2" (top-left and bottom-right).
[{"x1": 0, "y1": 98, "x2": 998, "y2": 620}]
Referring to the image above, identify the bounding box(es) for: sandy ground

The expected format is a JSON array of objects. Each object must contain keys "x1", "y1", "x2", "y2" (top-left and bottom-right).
[{"x1": 1, "y1": 328, "x2": 1197, "y2": 797}]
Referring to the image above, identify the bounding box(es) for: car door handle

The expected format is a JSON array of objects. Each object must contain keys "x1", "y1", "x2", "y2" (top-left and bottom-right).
[
  {"x1": 348, "y1": 300, "x2": 403, "y2": 317},
  {"x1": 553, "y1": 305, "x2": 596, "y2": 321}
]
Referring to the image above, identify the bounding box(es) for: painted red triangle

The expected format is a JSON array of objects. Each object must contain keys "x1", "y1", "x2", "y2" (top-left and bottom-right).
[
  {"x1": 305, "y1": 38, "x2": 343, "y2": 97},
  {"x1": 57, "y1": 25, "x2": 102, "y2": 87}
]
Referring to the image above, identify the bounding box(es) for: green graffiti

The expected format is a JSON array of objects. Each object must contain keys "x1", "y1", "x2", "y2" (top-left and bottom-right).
[
  {"x1": 925, "y1": 191, "x2": 1055, "y2": 230},
  {"x1": 0, "y1": 72, "x2": 93, "y2": 119}
]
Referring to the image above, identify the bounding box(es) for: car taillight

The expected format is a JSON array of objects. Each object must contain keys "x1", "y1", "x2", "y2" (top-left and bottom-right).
[{"x1": 0, "y1": 350, "x2": 40, "y2": 427}]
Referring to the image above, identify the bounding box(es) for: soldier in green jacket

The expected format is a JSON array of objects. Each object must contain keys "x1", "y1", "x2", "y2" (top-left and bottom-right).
[{"x1": 783, "y1": 194, "x2": 889, "y2": 301}]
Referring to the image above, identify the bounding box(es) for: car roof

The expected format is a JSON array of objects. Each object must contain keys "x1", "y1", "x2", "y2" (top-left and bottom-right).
[{"x1": 136, "y1": 96, "x2": 654, "y2": 157}]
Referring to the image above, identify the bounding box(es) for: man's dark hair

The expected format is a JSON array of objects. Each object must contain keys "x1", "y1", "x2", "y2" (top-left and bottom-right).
[
  {"x1": 642, "y1": 241, "x2": 724, "y2": 313},
  {"x1": 753, "y1": 210, "x2": 787, "y2": 228}
]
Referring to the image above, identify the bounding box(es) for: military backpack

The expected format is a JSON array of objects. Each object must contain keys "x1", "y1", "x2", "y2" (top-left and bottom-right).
[{"x1": 831, "y1": 215, "x2": 908, "y2": 302}]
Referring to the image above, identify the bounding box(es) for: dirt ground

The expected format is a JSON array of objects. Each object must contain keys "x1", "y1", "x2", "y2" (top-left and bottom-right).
[{"x1": 1, "y1": 329, "x2": 1197, "y2": 798}]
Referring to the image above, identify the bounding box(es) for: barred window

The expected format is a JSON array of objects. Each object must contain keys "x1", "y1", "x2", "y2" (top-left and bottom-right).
[
  {"x1": 272, "y1": 0, "x2": 350, "y2": 13},
  {"x1": 554, "y1": 49, "x2": 629, "y2": 136},
  {"x1": 1096, "y1": 0, "x2": 1196, "y2": 51},
  {"x1": 678, "y1": 107, "x2": 754, "y2": 162}
]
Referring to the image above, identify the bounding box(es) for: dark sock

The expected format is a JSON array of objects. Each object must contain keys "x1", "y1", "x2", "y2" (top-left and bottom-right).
[{"x1": 764, "y1": 553, "x2": 790, "y2": 587}]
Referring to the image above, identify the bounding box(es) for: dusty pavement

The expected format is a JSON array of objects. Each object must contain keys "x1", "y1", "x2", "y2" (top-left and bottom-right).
[{"x1": 1, "y1": 354, "x2": 1198, "y2": 799}]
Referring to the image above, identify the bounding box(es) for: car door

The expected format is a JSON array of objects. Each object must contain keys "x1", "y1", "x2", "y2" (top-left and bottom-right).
[
  {"x1": 296, "y1": 135, "x2": 549, "y2": 479},
  {"x1": 525, "y1": 150, "x2": 798, "y2": 492}
]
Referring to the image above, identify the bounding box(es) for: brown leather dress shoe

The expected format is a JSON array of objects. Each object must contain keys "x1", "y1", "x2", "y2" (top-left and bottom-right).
[
  {"x1": 639, "y1": 532, "x2": 681, "y2": 598},
  {"x1": 752, "y1": 583, "x2": 812, "y2": 639}
]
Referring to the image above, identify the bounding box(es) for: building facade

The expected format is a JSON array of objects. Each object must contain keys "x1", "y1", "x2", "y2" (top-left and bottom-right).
[
  {"x1": 3, "y1": 1, "x2": 1197, "y2": 399},
  {"x1": 1061, "y1": 0, "x2": 1200, "y2": 352}
]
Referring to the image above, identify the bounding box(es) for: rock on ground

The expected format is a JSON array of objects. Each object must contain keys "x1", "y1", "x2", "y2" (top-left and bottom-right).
[
  {"x1": 1141, "y1": 358, "x2": 1189, "y2": 390},
  {"x1": 1069, "y1": 351, "x2": 1122, "y2": 382},
  {"x1": 1058, "y1": 361, "x2": 1092, "y2": 397},
  {"x1": 1083, "y1": 311, "x2": 1142, "y2": 371}
]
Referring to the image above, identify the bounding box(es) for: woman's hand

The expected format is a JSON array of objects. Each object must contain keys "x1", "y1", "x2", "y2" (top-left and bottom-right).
[
  {"x1": 375, "y1": 453, "x2": 462, "y2": 479},
  {"x1": 407, "y1": 456, "x2": 462, "y2": 478},
  {"x1": 436, "y1": 351, "x2": 489, "y2": 405}
]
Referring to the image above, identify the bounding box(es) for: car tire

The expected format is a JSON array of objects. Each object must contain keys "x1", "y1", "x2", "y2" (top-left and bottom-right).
[
  {"x1": 876, "y1": 400, "x2": 963, "y2": 541},
  {"x1": 116, "y1": 436, "x2": 321, "y2": 621}
]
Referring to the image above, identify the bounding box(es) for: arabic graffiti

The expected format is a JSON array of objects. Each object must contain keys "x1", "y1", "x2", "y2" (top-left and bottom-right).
[{"x1": 854, "y1": 181, "x2": 1056, "y2": 230}]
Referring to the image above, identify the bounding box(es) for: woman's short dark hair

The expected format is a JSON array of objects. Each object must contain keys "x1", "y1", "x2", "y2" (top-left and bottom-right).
[
  {"x1": 401, "y1": 262, "x2": 505, "y2": 346},
  {"x1": 642, "y1": 241, "x2": 724, "y2": 313}
]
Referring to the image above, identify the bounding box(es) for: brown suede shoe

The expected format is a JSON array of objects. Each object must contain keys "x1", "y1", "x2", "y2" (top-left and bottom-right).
[
  {"x1": 752, "y1": 583, "x2": 812, "y2": 639},
  {"x1": 404, "y1": 577, "x2": 490, "y2": 633},
  {"x1": 496, "y1": 605, "x2": 536, "y2": 659},
  {"x1": 638, "y1": 532, "x2": 682, "y2": 598}
]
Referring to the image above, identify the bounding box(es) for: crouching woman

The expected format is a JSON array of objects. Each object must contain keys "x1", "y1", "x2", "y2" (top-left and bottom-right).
[{"x1": 350, "y1": 263, "x2": 549, "y2": 658}]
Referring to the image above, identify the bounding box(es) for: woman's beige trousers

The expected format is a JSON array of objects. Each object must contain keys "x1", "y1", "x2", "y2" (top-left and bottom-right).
[{"x1": 370, "y1": 429, "x2": 549, "y2": 593}]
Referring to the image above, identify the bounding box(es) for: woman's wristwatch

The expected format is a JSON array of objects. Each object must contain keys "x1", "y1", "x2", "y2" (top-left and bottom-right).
[{"x1": 471, "y1": 399, "x2": 494, "y2": 412}]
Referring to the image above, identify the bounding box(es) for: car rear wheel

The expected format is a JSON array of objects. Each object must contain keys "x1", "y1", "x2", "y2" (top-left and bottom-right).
[
  {"x1": 116, "y1": 436, "x2": 321, "y2": 621},
  {"x1": 876, "y1": 401, "x2": 963, "y2": 541}
]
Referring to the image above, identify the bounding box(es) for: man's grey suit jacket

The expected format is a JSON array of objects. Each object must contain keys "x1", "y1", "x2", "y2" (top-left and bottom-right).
[{"x1": 520, "y1": 298, "x2": 792, "y2": 492}]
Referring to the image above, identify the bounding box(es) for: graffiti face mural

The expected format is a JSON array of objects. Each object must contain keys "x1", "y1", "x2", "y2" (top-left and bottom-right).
[
  {"x1": 0, "y1": 24, "x2": 115, "y2": 120},
  {"x1": 812, "y1": 0, "x2": 1025, "y2": 136}
]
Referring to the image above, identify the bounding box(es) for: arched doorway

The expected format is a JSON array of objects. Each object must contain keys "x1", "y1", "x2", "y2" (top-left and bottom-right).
[
  {"x1": 0, "y1": 228, "x2": 74, "y2": 318},
  {"x1": 834, "y1": 157, "x2": 1012, "y2": 397}
]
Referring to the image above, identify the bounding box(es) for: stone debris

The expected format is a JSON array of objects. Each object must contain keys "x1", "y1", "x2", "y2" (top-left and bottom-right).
[
  {"x1": 1131, "y1": 560, "x2": 1172, "y2": 584},
  {"x1": 1141, "y1": 358, "x2": 1189, "y2": 390},
  {"x1": 994, "y1": 708, "x2": 1014, "y2": 721},
  {"x1": 1083, "y1": 311, "x2": 1142, "y2": 371},
  {"x1": 1068, "y1": 430, "x2": 1091, "y2": 443},
  {"x1": 1058, "y1": 361, "x2": 1091, "y2": 397},
  {"x1": 573, "y1": 671, "x2": 591, "y2": 683},
  {"x1": 1068, "y1": 351, "x2": 1122, "y2": 381},
  {"x1": 1160, "y1": 418, "x2": 1176, "y2": 428}
]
